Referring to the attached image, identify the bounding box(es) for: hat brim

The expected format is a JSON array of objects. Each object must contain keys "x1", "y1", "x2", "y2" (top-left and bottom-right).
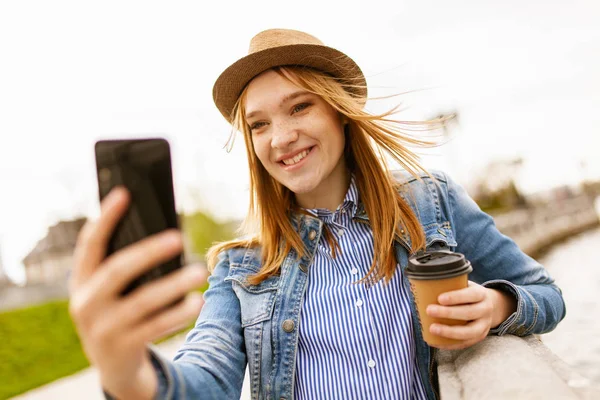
[{"x1": 212, "y1": 44, "x2": 367, "y2": 122}]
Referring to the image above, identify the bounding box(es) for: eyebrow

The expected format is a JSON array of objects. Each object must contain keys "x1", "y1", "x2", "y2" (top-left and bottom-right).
[{"x1": 245, "y1": 90, "x2": 312, "y2": 121}]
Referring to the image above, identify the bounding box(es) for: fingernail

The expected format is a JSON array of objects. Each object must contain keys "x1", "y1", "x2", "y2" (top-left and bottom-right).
[{"x1": 439, "y1": 295, "x2": 448, "y2": 303}]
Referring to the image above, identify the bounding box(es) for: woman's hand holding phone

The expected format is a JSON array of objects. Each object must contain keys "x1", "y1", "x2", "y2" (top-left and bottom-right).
[{"x1": 68, "y1": 187, "x2": 208, "y2": 399}]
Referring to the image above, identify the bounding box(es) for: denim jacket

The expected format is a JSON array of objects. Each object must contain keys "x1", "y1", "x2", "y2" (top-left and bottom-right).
[{"x1": 139, "y1": 170, "x2": 566, "y2": 400}]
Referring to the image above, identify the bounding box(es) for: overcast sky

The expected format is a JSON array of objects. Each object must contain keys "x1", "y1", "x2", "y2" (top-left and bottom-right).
[{"x1": 1, "y1": 0, "x2": 599, "y2": 283}]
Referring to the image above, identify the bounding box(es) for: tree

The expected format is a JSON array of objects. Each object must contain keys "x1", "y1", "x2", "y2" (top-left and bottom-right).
[{"x1": 181, "y1": 211, "x2": 237, "y2": 261}]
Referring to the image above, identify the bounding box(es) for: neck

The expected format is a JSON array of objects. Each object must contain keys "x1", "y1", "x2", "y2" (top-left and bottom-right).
[{"x1": 294, "y1": 161, "x2": 351, "y2": 211}]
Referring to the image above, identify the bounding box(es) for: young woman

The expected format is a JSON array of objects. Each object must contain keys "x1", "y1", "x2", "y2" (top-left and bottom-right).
[{"x1": 69, "y1": 29, "x2": 566, "y2": 400}]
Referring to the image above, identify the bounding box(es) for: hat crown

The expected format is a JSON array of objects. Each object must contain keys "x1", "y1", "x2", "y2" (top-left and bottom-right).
[
  {"x1": 213, "y1": 28, "x2": 367, "y2": 122},
  {"x1": 248, "y1": 29, "x2": 324, "y2": 54}
]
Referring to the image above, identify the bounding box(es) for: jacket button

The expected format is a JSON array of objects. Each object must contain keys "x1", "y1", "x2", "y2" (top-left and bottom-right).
[
  {"x1": 282, "y1": 319, "x2": 295, "y2": 332},
  {"x1": 299, "y1": 263, "x2": 308, "y2": 273},
  {"x1": 308, "y1": 230, "x2": 317, "y2": 240}
]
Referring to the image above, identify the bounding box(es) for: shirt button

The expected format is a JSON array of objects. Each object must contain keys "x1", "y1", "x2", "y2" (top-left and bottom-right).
[
  {"x1": 337, "y1": 228, "x2": 344, "y2": 236},
  {"x1": 308, "y1": 230, "x2": 317, "y2": 240},
  {"x1": 351, "y1": 268, "x2": 358, "y2": 275},
  {"x1": 282, "y1": 319, "x2": 295, "y2": 333},
  {"x1": 367, "y1": 359, "x2": 376, "y2": 368},
  {"x1": 355, "y1": 299, "x2": 363, "y2": 307}
]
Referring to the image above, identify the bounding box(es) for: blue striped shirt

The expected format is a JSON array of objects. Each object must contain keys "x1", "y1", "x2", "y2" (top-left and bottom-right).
[{"x1": 295, "y1": 178, "x2": 427, "y2": 399}]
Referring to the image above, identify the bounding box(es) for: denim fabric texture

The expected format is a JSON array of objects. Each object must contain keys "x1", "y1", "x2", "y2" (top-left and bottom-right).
[{"x1": 109, "y1": 170, "x2": 566, "y2": 400}]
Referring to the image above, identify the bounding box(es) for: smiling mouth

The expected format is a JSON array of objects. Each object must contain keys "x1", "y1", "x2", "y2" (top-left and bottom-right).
[{"x1": 280, "y1": 147, "x2": 313, "y2": 166}]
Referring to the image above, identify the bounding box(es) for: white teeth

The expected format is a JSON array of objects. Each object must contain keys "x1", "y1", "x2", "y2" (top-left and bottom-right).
[{"x1": 282, "y1": 149, "x2": 310, "y2": 166}]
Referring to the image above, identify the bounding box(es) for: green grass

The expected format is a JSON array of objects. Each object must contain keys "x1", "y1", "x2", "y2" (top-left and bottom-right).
[
  {"x1": 0, "y1": 283, "x2": 208, "y2": 400},
  {"x1": 0, "y1": 300, "x2": 89, "y2": 400},
  {"x1": 0, "y1": 211, "x2": 224, "y2": 399}
]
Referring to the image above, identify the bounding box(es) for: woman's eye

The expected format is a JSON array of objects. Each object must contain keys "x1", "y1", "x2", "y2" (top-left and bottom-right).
[
  {"x1": 292, "y1": 103, "x2": 311, "y2": 114},
  {"x1": 249, "y1": 121, "x2": 267, "y2": 131}
]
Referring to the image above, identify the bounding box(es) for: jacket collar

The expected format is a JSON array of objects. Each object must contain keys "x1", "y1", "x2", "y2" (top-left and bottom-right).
[{"x1": 353, "y1": 202, "x2": 412, "y2": 252}]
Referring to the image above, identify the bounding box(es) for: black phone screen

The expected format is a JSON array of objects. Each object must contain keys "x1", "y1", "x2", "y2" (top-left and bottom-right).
[{"x1": 94, "y1": 138, "x2": 183, "y2": 296}]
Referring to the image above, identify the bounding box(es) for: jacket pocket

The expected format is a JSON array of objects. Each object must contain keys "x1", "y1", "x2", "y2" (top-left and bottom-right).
[{"x1": 225, "y1": 264, "x2": 279, "y2": 327}]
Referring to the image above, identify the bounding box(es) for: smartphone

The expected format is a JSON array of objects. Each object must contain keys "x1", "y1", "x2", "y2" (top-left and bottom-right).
[{"x1": 94, "y1": 138, "x2": 183, "y2": 296}]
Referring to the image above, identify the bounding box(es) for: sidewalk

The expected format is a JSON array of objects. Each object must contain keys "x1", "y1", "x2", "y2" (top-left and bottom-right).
[{"x1": 12, "y1": 334, "x2": 251, "y2": 400}]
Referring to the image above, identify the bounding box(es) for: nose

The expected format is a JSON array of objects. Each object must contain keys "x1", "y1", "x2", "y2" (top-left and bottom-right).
[{"x1": 271, "y1": 119, "x2": 299, "y2": 149}]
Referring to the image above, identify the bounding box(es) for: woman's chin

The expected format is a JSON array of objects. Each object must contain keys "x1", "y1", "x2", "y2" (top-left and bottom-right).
[
  {"x1": 281, "y1": 176, "x2": 319, "y2": 195},
  {"x1": 285, "y1": 183, "x2": 316, "y2": 195}
]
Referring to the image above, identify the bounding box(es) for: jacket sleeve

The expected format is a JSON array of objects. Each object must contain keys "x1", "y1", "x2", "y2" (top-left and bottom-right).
[
  {"x1": 443, "y1": 171, "x2": 566, "y2": 336},
  {"x1": 144, "y1": 250, "x2": 247, "y2": 399}
]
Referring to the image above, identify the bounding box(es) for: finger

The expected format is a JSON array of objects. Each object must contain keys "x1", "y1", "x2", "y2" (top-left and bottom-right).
[
  {"x1": 89, "y1": 229, "x2": 184, "y2": 298},
  {"x1": 134, "y1": 292, "x2": 204, "y2": 343},
  {"x1": 430, "y1": 319, "x2": 489, "y2": 341},
  {"x1": 120, "y1": 265, "x2": 208, "y2": 324},
  {"x1": 71, "y1": 187, "x2": 130, "y2": 287},
  {"x1": 426, "y1": 301, "x2": 491, "y2": 321},
  {"x1": 438, "y1": 281, "x2": 486, "y2": 305}
]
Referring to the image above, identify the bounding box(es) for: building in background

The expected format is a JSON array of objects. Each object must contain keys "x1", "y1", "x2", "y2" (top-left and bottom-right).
[
  {"x1": 22, "y1": 217, "x2": 87, "y2": 285},
  {"x1": 0, "y1": 219, "x2": 86, "y2": 311},
  {"x1": 0, "y1": 240, "x2": 13, "y2": 287}
]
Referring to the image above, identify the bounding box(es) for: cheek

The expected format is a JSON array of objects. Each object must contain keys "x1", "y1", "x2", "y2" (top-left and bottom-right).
[
  {"x1": 328, "y1": 126, "x2": 346, "y2": 156},
  {"x1": 251, "y1": 136, "x2": 272, "y2": 166}
]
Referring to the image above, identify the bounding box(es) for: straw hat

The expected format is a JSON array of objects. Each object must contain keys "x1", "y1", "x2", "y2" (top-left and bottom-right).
[{"x1": 212, "y1": 29, "x2": 367, "y2": 122}]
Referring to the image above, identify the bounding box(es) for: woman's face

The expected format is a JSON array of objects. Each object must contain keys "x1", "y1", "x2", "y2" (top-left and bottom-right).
[{"x1": 244, "y1": 70, "x2": 347, "y2": 199}]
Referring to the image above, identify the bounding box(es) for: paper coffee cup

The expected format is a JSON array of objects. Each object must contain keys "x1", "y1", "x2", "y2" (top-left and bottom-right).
[{"x1": 406, "y1": 250, "x2": 473, "y2": 347}]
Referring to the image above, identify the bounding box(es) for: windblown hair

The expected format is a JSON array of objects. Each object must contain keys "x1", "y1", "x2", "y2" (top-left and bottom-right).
[{"x1": 206, "y1": 66, "x2": 449, "y2": 285}]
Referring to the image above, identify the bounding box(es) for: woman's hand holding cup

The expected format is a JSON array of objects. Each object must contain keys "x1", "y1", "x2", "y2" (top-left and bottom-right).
[
  {"x1": 67, "y1": 187, "x2": 208, "y2": 399},
  {"x1": 425, "y1": 281, "x2": 494, "y2": 350},
  {"x1": 426, "y1": 281, "x2": 518, "y2": 350}
]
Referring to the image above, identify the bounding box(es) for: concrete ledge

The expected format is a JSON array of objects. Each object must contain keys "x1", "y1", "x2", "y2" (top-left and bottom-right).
[{"x1": 437, "y1": 335, "x2": 600, "y2": 399}]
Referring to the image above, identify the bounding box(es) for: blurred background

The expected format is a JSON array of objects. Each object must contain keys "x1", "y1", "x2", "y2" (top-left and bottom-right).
[{"x1": 1, "y1": 0, "x2": 599, "y2": 398}]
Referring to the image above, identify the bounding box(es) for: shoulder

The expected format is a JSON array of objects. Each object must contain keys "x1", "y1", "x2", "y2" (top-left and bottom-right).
[
  {"x1": 389, "y1": 169, "x2": 460, "y2": 246},
  {"x1": 221, "y1": 245, "x2": 263, "y2": 272},
  {"x1": 390, "y1": 169, "x2": 448, "y2": 187},
  {"x1": 207, "y1": 235, "x2": 262, "y2": 271},
  {"x1": 390, "y1": 169, "x2": 451, "y2": 203},
  {"x1": 390, "y1": 168, "x2": 458, "y2": 223},
  {"x1": 390, "y1": 168, "x2": 484, "y2": 229},
  {"x1": 207, "y1": 245, "x2": 263, "y2": 285},
  {"x1": 390, "y1": 169, "x2": 477, "y2": 212}
]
